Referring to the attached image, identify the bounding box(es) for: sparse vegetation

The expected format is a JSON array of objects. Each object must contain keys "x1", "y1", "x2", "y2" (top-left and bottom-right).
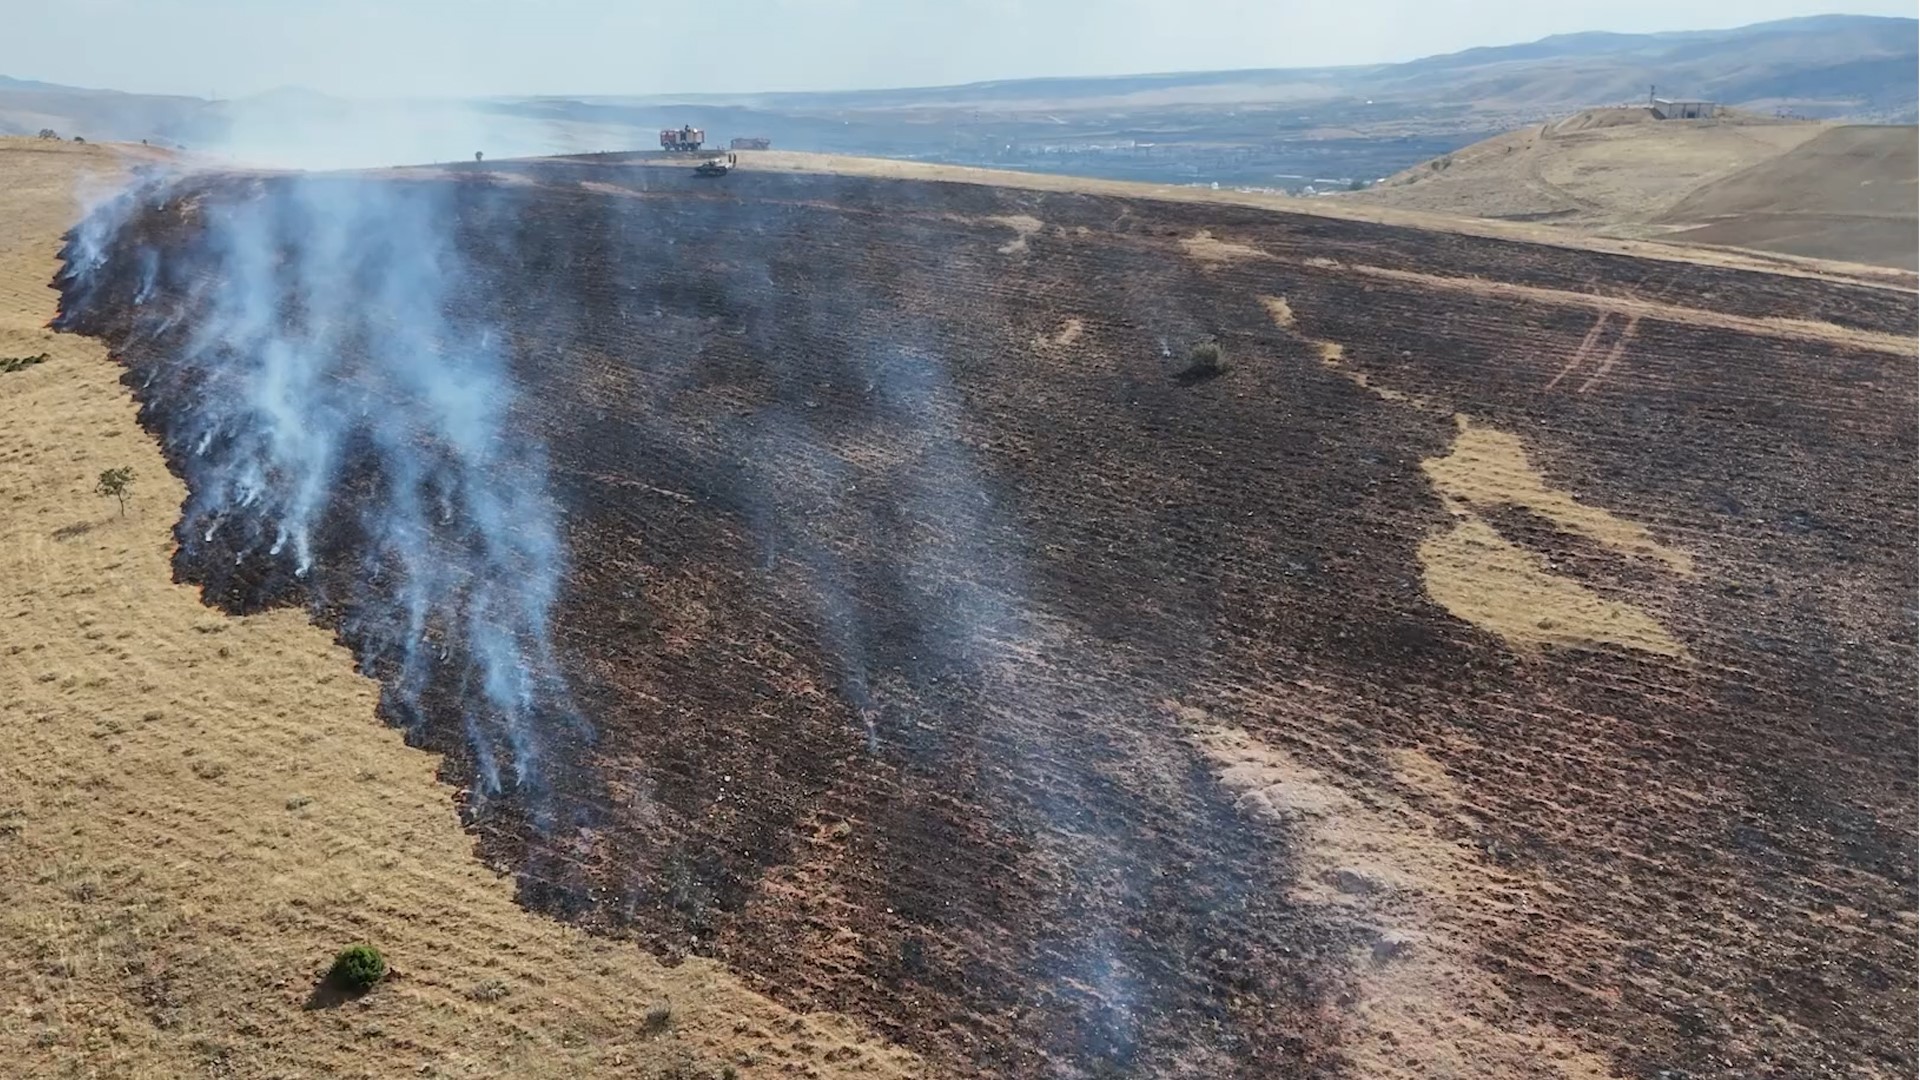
[
  {"x1": 326, "y1": 943, "x2": 386, "y2": 994},
  {"x1": 1181, "y1": 340, "x2": 1225, "y2": 379},
  {"x1": 36, "y1": 128, "x2": 56, "y2": 140},
  {"x1": 1, "y1": 353, "x2": 49, "y2": 373},
  {"x1": 650, "y1": 1049, "x2": 733, "y2": 1080},
  {"x1": 94, "y1": 465, "x2": 133, "y2": 515},
  {"x1": 644, "y1": 999, "x2": 673, "y2": 1033},
  {"x1": 466, "y1": 977, "x2": 510, "y2": 1002}
]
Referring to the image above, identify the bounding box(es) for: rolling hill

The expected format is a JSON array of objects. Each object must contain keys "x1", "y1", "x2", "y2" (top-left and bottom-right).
[
  {"x1": 4, "y1": 15, "x2": 1913, "y2": 183},
  {"x1": 1658, "y1": 124, "x2": 1920, "y2": 266},
  {"x1": 1341, "y1": 108, "x2": 1918, "y2": 268},
  {"x1": 37, "y1": 146, "x2": 1918, "y2": 1077}
]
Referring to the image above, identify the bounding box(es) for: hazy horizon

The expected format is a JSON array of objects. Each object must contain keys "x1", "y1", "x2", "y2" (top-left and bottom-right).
[{"x1": 7, "y1": 1, "x2": 1914, "y2": 101}]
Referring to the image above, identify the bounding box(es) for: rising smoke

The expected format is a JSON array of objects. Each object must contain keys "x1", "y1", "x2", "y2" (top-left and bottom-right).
[{"x1": 59, "y1": 172, "x2": 584, "y2": 805}]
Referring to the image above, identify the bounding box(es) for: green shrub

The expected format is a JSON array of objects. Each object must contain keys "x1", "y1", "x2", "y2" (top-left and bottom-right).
[
  {"x1": 94, "y1": 466, "x2": 133, "y2": 516},
  {"x1": 1185, "y1": 341, "x2": 1224, "y2": 375},
  {"x1": 327, "y1": 944, "x2": 386, "y2": 994},
  {"x1": 0, "y1": 353, "x2": 49, "y2": 374}
]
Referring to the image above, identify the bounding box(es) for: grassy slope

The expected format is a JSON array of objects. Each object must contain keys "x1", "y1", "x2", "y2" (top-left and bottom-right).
[
  {"x1": 1336, "y1": 110, "x2": 1918, "y2": 269},
  {"x1": 1658, "y1": 124, "x2": 1920, "y2": 268}
]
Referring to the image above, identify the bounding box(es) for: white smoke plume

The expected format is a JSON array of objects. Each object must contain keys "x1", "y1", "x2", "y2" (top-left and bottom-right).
[{"x1": 59, "y1": 171, "x2": 584, "y2": 804}]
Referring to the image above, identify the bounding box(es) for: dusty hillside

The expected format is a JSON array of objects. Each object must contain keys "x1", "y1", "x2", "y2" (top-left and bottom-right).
[
  {"x1": 1339, "y1": 109, "x2": 1918, "y2": 268},
  {"x1": 1344, "y1": 109, "x2": 1824, "y2": 222},
  {"x1": 1659, "y1": 124, "x2": 1920, "y2": 268},
  {"x1": 0, "y1": 137, "x2": 917, "y2": 1080},
  {"x1": 50, "y1": 151, "x2": 1918, "y2": 1078}
]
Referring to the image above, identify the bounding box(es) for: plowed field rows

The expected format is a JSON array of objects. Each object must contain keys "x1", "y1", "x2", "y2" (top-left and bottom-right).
[{"x1": 60, "y1": 160, "x2": 1918, "y2": 1078}]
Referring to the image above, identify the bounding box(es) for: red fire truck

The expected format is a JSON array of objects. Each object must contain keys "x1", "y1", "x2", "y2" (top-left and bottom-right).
[{"x1": 659, "y1": 126, "x2": 705, "y2": 152}]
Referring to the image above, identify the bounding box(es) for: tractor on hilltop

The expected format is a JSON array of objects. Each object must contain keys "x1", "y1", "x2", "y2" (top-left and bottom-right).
[{"x1": 659, "y1": 125, "x2": 705, "y2": 152}]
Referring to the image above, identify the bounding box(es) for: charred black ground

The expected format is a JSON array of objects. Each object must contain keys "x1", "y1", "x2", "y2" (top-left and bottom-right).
[{"x1": 56, "y1": 159, "x2": 1918, "y2": 1078}]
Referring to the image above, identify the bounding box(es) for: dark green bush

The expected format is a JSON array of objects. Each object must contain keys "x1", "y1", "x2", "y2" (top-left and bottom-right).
[
  {"x1": 327, "y1": 944, "x2": 386, "y2": 993},
  {"x1": 1186, "y1": 341, "x2": 1223, "y2": 374}
]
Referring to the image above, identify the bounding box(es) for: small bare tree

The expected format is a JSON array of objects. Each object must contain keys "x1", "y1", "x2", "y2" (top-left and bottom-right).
[{"x1": 95, "y1": 466, "x2": 133, "y2": 516}]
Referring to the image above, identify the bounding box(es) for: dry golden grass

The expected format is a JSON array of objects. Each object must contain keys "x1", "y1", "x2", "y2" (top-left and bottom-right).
[
  {"x1": 1341, "y1": 112, "x2": 1919, "y2": 270},
  {"x1": 0, "y1": 136, "x2": 919, "y2": 1080},
  {"x1": 1177, "y1": 229, "x2": 1272, "y2": 265},
  {"x1": 1342, "y1": 111, "x2": 1827, "y2": 232},
  {"x1": 986, "y1": 214, "x2": 1044, "y2": 255},
  {"x1": 1414, "y1": 419, "x2": 1692, "y2": 657},
  {"x1": 1421, "y1": 421, "x2": 1695, "y2": 578},
  {"x1": 1255, "y1": 291, "x2": 1690, "y2": 658},
  {"x1": 1259, "y1": 296, "x2": 1296, "y2": 329},
  {"x1": 1416, "y1": 516, "x2": 1687, "y2": 658}
]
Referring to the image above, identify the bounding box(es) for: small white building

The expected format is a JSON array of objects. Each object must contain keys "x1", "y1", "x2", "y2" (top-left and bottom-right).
[{"x1": 1651, "y1": 98, "x2": 1717, "y2": 120}]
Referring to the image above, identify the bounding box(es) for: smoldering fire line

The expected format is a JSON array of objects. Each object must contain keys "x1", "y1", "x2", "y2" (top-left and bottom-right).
[{"x1": 56, "y1": 170, "x2": 587, "y2": 807}]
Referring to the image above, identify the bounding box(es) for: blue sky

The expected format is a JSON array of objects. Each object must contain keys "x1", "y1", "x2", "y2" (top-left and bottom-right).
[{"x1": 8, "y1": 0, "x2": 1913, "y2": 99}]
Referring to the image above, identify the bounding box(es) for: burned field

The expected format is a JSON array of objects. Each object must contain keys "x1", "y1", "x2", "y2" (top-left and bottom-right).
[{"x1": 57, "y1": 160, "x2": 1917, "y2": 1078}]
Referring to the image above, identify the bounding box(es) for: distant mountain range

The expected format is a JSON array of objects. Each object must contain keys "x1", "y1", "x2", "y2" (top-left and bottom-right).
[
  {"x1": 571, "y1": 13, "x2": 1915, "y2": 115},
  {"x1": 4, "y1": 14, "x2": 1913, "y2": 180},
  {"x1": 1356, "y1": 14, "x2": 1916, "y2": 115}
]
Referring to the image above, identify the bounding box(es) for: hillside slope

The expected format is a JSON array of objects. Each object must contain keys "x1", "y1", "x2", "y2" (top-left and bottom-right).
[
  {"x1": 1357, "y1": 14, "x2": 1917, "y2": 117},
  {"x1": 1343, "y1": 108, "x2": 1823, "y2": 219},
  {"x1": 1341, "y1": 111, "x2": 1918, "y2": 268},
  {"x1": 53, "y1": 152, "x2": 1919, "y2": 1078},
  {"x1": 1658, "y1": 124, "x2": 1920, "y2": 267},
  {"x1": 527, "y1": 14, "x2": 1918, "y2": 119},
  {"x1": 0, "y1": 137, "x2": 915, "y2": 1080}
]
